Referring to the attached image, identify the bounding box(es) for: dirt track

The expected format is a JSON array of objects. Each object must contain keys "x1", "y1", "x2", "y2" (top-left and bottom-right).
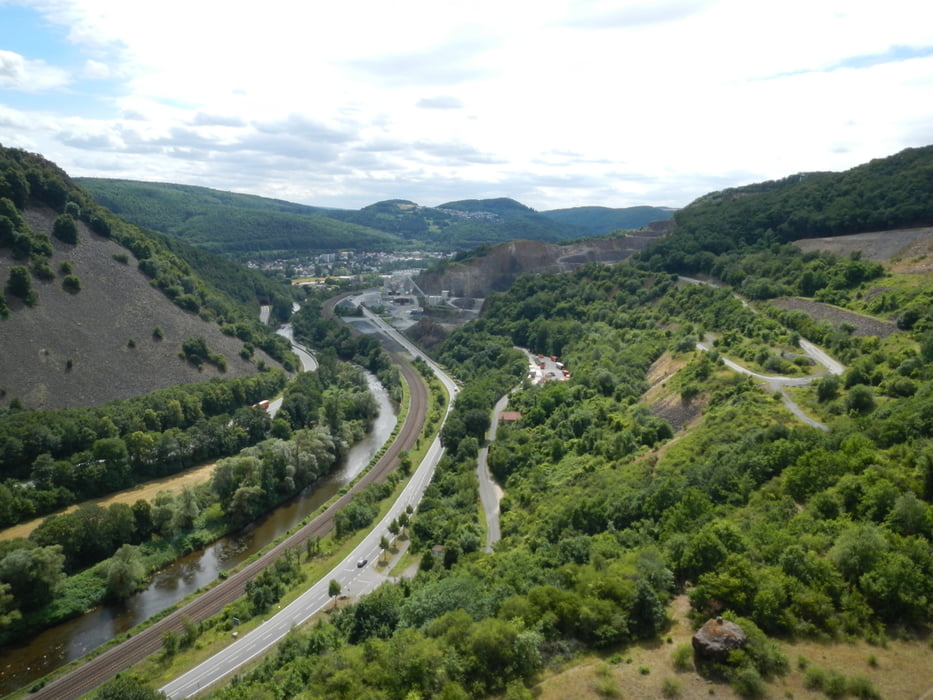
[{"x1": 31, "y1": 307, "x2": 428, "y2": 700}]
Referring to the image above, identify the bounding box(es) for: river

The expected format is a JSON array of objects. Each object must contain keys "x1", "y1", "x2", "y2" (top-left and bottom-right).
[{"x1": 0, "y1": 372, "x2": 396, "y2": 695}]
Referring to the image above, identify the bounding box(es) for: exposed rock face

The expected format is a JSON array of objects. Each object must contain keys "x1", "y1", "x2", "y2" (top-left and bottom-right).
[
  {"x1": 692, "y1": 617, "x2": 748, "y2": 663},
  {"x1": 416, "y1": 221, "x2": 673, "y2": 298}
]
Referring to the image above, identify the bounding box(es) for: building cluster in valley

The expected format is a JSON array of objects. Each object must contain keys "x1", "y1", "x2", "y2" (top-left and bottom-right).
[{"x1": 246, "y1": 250, "x2": 450, "y2": 279}]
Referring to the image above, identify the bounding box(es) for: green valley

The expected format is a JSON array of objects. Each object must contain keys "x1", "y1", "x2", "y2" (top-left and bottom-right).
[{"x1": 2, "y1": 144, "x2": 933, "y2": 700}]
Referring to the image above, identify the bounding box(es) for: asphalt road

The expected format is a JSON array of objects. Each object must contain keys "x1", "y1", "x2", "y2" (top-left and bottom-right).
[
  {"x1": 477, "y1": 393, "x2": 509, "y2": 552},
  {"x1": 30, "y1": 315, "x2": 429, "y2": 700}
]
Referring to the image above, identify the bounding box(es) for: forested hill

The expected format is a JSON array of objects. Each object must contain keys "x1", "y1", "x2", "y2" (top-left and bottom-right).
[
  {"x1": 75, "y1": 180, "x2": 674, "y2": 255},
  {"x1": 0, "y1": 145, "x2": 297, "y2": 410},
  {"x1": 640, "y1": 145, "x2": 933, "y2": 274},
  {"x1": 540, "y1": 204, "x2": 676, "y2": 236},
  {"x1": 76, "y1": 178, "x2": 404, "y2": 257}
]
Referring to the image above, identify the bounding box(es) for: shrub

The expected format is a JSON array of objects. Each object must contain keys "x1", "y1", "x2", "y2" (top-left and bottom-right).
[
  {"x1": 62, "y1": 275, "x2": 81, "y2": 294},
  {"x1": 662, "y1": 677, "x2": 682, "y2": 698},
  {"x1": 32, "y1": 260, "x2": 55, "y2": 280},
  {"x1": 7, "y1": 265, "x2": 37, "y2": 304},
  {"x1": 731, "y1": 666, "x2": 766, "y2": 699},
  {"x1": 845, "y1": 384, "x2": 875, "y2": 414},
  {"x1": 672, "y1": 644, "x2": 694, "y2": 672},
  {"x1": 52, "y1": 214, "x2": 78, "y2": 244}
]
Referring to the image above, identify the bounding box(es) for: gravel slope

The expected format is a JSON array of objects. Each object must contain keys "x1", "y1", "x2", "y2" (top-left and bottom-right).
[{"x1": 0, "y1": 207, "x2": 279, "y2": 410}]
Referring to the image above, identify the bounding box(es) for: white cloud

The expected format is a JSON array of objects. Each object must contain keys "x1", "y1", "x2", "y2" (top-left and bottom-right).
[
  {"x1": 80, "y1": 59, "x2": 110, "y2": 80},
  {"x1": 0, "y1": 50, "x2": 71, "y2": 91},
  {"x1": 2, "y1": 0, "x2": 932, "y2": 211},
  {"x1": 417, "y1": 96, "x2": 466, "y2": 110}
]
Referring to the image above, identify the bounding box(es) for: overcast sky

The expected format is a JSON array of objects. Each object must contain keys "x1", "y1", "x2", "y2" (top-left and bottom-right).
[{"x1": 2, "y1": 0, "x2": 932, "y2": 211}]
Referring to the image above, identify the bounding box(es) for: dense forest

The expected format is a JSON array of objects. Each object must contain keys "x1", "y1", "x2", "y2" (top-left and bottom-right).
[{"x1": 641, "y1": 145, "x2": 933, "y2": 276}]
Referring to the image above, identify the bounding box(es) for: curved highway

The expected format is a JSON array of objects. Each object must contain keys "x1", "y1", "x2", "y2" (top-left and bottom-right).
[{"x1": 31, "y1": 310, "x2": 430, "y2": 700}]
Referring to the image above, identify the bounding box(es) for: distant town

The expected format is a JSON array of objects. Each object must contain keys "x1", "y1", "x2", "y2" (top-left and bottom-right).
[{"x1": 245, "y1": 250, "x2": 451, "y2": 279}]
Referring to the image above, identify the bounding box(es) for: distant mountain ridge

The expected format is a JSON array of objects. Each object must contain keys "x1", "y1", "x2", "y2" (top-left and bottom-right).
[{"x1": 75, "y1": 179, "x2": 675, "y2": 256}]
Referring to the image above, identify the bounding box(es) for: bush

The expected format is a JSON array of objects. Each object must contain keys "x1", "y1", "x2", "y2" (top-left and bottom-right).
[
  {"x1": 672, "y1": 643, "x2": 694, "y2": 672},
  {"x1": 7, "y1": 265, "x2": 36, "y2": 305},
  {"x1": 62, "y1": 275, "x2": 81, "y2": 294},
  {"x1": 845, "y1": 385, "x2": 875, "y2": 414},
  {"x1": 52, "y1": 214, "x2": 78, "y2": 244},
  {"x1": 731, "y1": 666, "x2": 766, "y2": 699},
  {"x1": 662, "y1": 677, "x2": 682, "y2": 697},
  {"x1": 32, "y1": 260, "x2": 54, "y2": 280}
]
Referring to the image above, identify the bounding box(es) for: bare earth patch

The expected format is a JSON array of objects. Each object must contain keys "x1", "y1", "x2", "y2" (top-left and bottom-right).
[
  {"x1": 793, "y1": 227, "x2": 933, "y2": 269},
  {"x1": 644, "y1": 353, "x2": 705, "y2": 432},
  {"x1": 770, "y1": 297, "x2": 897, "y2": 338}
]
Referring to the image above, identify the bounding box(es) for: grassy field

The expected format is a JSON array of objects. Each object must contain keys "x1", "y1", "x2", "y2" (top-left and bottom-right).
[
  {"x1": 0, "y1": 461, "x2": 217, "y2": 542},
  {"x1": 534, "y1": 595, "x2": 933, "y2": 699}
]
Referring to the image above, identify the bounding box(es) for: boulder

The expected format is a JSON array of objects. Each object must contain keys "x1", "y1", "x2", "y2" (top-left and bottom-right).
[{"x1": 692, "y1": 616, "x2": 747, "y2": 663}]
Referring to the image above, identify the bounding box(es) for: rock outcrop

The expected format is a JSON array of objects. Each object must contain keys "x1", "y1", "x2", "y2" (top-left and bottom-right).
[
  {"x1": 415, "y1": 221, "x2": 673, "y2": 298},
  {"x1": 692, "y1": 616, "x2": 747, "y2": 663}
]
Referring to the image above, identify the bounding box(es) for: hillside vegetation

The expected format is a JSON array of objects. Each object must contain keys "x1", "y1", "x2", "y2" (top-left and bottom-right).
[
  {"x1": 641, "y1": 145, "x2": 933, "y2": 275},
  {"x1": 76, "y1": 179, "x2": 673, "y2": 256},
  {"x1": 140, "y1": 148, "x2": 933, "y2": 700},
  {"x1": 540, "y1": 204, "x2": 676, "y2": 236}
]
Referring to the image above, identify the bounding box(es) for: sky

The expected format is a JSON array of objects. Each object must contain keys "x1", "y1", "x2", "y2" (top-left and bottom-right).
[{"x1": 1, "y1": 0, "x2": 932, "y2": 212}]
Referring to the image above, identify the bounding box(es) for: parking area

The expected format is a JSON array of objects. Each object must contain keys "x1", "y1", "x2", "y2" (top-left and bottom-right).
[{"x1": 521, "y1": 349, "x2": 569, "y2": 384}]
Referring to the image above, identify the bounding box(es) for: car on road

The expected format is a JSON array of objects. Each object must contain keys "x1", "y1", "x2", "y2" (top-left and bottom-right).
[{"x1": 357, "y1": 559, "x2": 368, "y2": 568}]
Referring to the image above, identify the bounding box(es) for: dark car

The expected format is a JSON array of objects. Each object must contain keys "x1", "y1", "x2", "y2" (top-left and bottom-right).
[{"x1": 357, "y1": 558, "x2": 368, "y2": 568}]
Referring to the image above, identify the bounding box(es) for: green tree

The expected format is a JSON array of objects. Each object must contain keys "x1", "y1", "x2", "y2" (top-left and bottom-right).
[
  {"x1": 106, "y1": 544, "x2": 146, "y2": 599},
  {"x1": 0, "y1": 582, "x2": 21, "y2": 628},
  {"x1": 0, "y1": 545, "x2": 65, "y2": 610},
  {"x1": 162, "y1": 629, "x2": 179, "y2": 657},
  {"x1": 845, "y1": 384, "x2": 875, "y2": 414},
  {"x1": 816, "y1": 374, "x2": 840, "y2": 402},
  {"x1": 380, "y1": 535, "x2": 390, "y2": 562},
  {"x1": 329, "y1": 578, "x2": 342, "y2": 608},
  {"x1": 829, "y1": 524, "x2": 888, "y2": 583}
]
